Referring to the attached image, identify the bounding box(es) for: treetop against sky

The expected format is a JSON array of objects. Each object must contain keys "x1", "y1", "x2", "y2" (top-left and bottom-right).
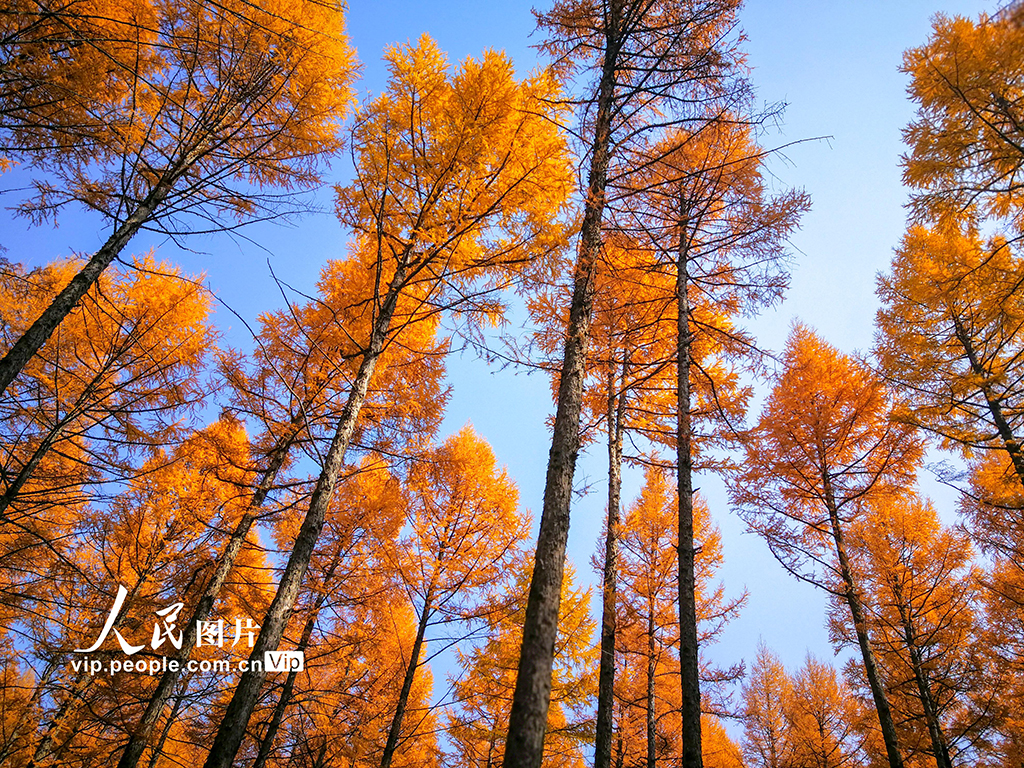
[{"x1": 1, "y1": 0, "x2": 1019, "y2": 766}]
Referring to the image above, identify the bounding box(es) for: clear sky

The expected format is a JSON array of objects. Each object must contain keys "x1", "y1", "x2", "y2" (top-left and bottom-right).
[{"x1": 0, "y1": 0, "x2": 996, "y2": 729}]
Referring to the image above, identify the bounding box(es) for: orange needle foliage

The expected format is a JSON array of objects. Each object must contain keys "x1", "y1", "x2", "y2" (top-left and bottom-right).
[
  {"x1": 613, "y1": 467, "x2": 742, "y2": 768},
  {"x1": 732, "y1": 324, "x2": 922, "y2": 768},
  {"x1": 447, "y1": 561, "x2": 596, "y2": 768},
  {"x1": 876, "y1": 223, "x2": 1024, "y2": 484},
  {"x1": 0, "y1": 0, "x2": 160, "y2": 161},
  {"x1": 0, "y1": 0, "x2": 358, "y2": 401},
  {"x1": 836, "y1": 495, "x2": 990, "y2": 768},
  {"x1": 379, "y1": 426, "x2": 529, "y2": 768},
  {"x1": 742, "y1": 645, "x2": 867, "y2": 768},
  {"x1": 0, "y1": 255, "x2": 213, "y2": 624},
  {"x1": 201, "y1": 35, "x2": 571, "y2": 768},
  {"x1": 902, "y1": 5, "x2": 1024, "y2": 233}
]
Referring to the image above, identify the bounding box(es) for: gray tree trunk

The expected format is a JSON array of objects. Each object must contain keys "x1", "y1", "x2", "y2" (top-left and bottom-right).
[
  {"x1": 251, "y1": 604, "x2": 323, "y2": 768},
  {"x1": 502, "y1": 4, "x2": 623, "y2": 765},
  {"x1": 117, "y1": 418, "x2": 302, "y2": 768},
  {"x1": 822, "y1": 477, "x2": 905, "y2": 768},
  {"x1": 676, "y1": 217, "x2": 703, "y2": 768},
  {"x1": 201, "y1": 261, "x2": 408, "y2": 768},
  {"x1": 0, "y1": 173, "x2": 177, "y2": 399},
  {"x1": 595, "y1": 362, "x2": 627, "y2": 768},
  {"x1": 891, "y1": 581, "x2": 953, "y2": 768},
  {"x1": 646, "y1": 605, "x2": 657, "y2": 768},
  {"x1": 379, "y1": 586, "x2": 433, "y2": 768}
]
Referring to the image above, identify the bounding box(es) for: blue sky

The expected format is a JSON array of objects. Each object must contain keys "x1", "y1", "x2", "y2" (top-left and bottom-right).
[{"x1": 0, "y1": 0, "x2": 996, "y2": 729}]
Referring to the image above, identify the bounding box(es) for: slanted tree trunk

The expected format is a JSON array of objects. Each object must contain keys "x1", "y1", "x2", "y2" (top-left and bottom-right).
[
  {"x1": 503, "y1": 5, "x2": 624, "y2": 765},
  {"x1": 0, "y1": 165, "x2": 184, "y2": 400},
  {"x1": 890, "y1": 580, "x2": 954, "y2": 768},
  {"x1": 202, "y1": 259, "x2": 408, "y2": 768},
  {"x1": 596, "y1": 361, "x2": 628, "y2": 768},
  {"x1": 951, "y1": 317, "x2": 1024, "y2": 486},
  {"x1": 118, "y1": 416, "x2": 303, "y2": 768},
  {"x1": 676, "y1": 211, "x2": 703, "y2": 768},
  {"x1": 0, "y1": 661, "x2": 55, "y2": 765},
  {"x1": 380, "y1": 584, "x2": 434, "y2": 768},
  {"x1": 822, "y1": 477, "x2": 905, "y2": 768},
  {"x1": 251, "y1": 602, "x2": 324, "y2": 768},
  {"x1": 145, "y1": 677, "x2": 191, "y2": 768}
]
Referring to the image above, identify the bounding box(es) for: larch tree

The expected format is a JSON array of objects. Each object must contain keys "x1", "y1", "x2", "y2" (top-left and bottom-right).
[
  {"x1": 0, "y1": 255, "x2": 213, "y2": 608},
  {"x1": 875, "y1": 223, "x2": 1024, "y2": 493},
  {"x1": 741, "y1": 643, "x2": 794, "y2": 768},
  {"x1": 118, "y1": 242, "x2": 452, "y2": 768},
  {"x1": 0, "y1": 0, "x2": 358, "y2": 398},
  {"x1": 837, "y1": 495, "x2": 991, "y2": 768},
  {"x1": 731, "y1": 324, "x2": 923, "y2": 768},
  {"x1": 0, "y1": 0, "x2": 159, "y2": 161},
  {"x1": 527, "y1": 225, "x2": 749, "y2": 768},
  {"x1": 902, "y1": 4, "x2": 1024, "y2": 234},
  {"x1": 379, "y1": 426, "x2": 528, "y2": 768},
  {"x1": 613, "y1": 466, "x2": 741, "y2": 768},
  {"x1": 248, "y1": 459, "x2": 412, "y2": 768},
  {"x1": 511, "y1": 3, "x2": 767, "y2": 763},
  {"x1": 785, "y1": 656, "x2": 866, "y2": 768},
  {"x1": 634, "y1": 119, "x2": 807, "y2": 768},
  {"x1": 201, "y1": 35, "x2": 572, "y2": 768},
  {"x1": 23, "y1": 416, "x2": 268, "y2": 768},
  {"x1": 447, "y1": 561, "x2": 597, "y2": 768}
]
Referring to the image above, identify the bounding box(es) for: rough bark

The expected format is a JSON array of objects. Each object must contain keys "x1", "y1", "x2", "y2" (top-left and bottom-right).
[
  {"x1": 117, "y1": 417, "x2": 303, "y2": 768},
  {"x1": 201, "y1": 261, "x2": 407, "y2": 768},
  {"x1": 596, "y1": 362, "x2": 627, "y2": 768},
  {"x1": 676, "y1": 215, "x2": 703, "y2": 768},
  {"x1": 823, "y1": 478, "x2": 905, "y2": 768},
  {"x1": 251, "y1": 605, "x2": 322, "y2": 768},
  {"x1": 502, "y1": 5, "x2": 623, "y2": 765}
]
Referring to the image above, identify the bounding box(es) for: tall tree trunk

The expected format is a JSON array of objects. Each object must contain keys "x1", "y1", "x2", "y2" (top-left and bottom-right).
[
  {"x1": 251, "y1": 603, "x2": 323, "y2": 768},
  {"x1": 380, "y1": 587, "x2": 433, "y2": 768},
  {"x1": 891, "y1": 581, "x2": 954, "y2": 768},
  {"x1": 145, "y1": 678, "x2": 190, "y2": 768},
  {"x1": 676, "y1": 212, "x2": 703, "y2": 768},
  {"x1": 202, "y1": 260, "x2": 408, "y2": 768},
  {"x1": 0, "y1": 170, "x2": 180, "y2": 399},
  {"x1": 596, "y1": 360, "x2": 627, "y2": 768},
  {"x1": 646, "y1": 605, "x2": 657, "y2": 768},
  {"x1": 503, "y1": 5, "x2": 623, "y2": 766},
  {"x1": 822, "y1": 480, "x2": 905, "y2": 768},
  {"x1": 117, "y1": 416, "x2": 303, "y2": 768}
]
